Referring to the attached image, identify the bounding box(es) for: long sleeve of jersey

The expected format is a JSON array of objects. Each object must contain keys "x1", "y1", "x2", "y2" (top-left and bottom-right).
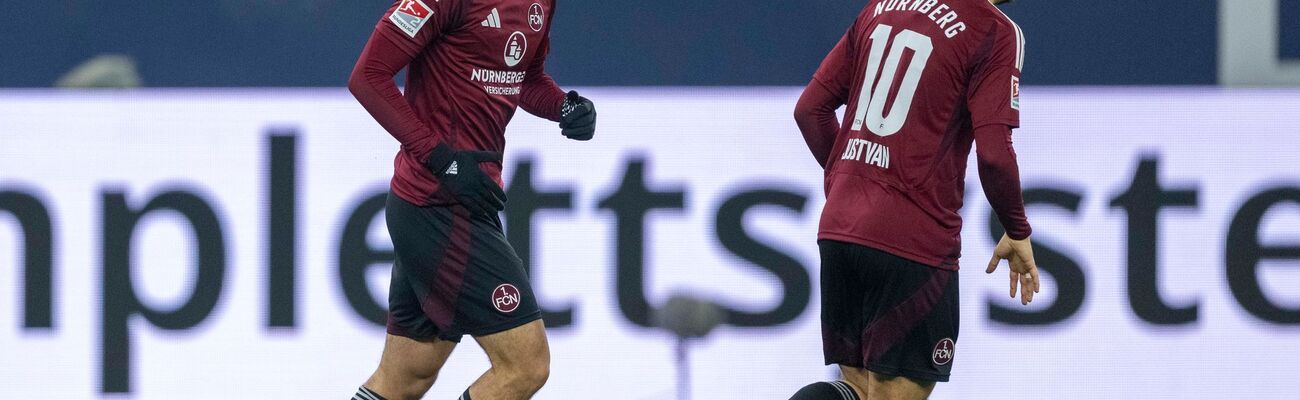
[
  {"x1": 795, "y1": 35, "x2": 852, "y2": 168},
  {"x1": 517, "y1": 40, "x2": 564, "y2": 122},
  {"x1": 348, "y1": 1, "x2": 462, "y2": 162},
  {"x1": 519, "y1": 31, "x2": 565, "y2": 122},
  {"x1": 974, "y1": 124, "x2": 1031, "y2": 240},
  {"x1": 794, "y1": 80, "x2": 844, "y2": 168},
  {"x1": 968, "y1": 19, "x2": 1030, "y2": 239}
]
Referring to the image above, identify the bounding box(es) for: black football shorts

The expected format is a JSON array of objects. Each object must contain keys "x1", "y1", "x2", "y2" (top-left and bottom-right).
[
  {"x1": 384, "y1": 192, "x2": 541, "y2": 342},
  {"x1": 819, "y1": 240, "x2": 960, "y2": 382}
]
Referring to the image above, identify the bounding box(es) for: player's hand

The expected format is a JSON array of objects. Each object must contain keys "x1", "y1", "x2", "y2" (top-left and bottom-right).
[
  {"x1": 425, "y1": 144, "x2": 507, "y2": 216},
  {"x1": 560, "y1": 91, "x2": 596, "y2": 141},
  {"x1": 986, "y1": 233, "x2": 1039, "y2": 305}
]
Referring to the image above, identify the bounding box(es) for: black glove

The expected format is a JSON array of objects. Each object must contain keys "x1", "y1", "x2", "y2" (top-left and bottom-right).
[
  {"x1": 560, "y1": 91, "x2": 596, "y2": 141},
  {"x1": 425, "y1": 143, "x2": 507, "y2": 215}
]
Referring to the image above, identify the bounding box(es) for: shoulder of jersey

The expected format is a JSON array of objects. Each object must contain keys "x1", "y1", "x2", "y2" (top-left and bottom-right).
[
  {"x1": 973, "y1": 2, "x2": 1025, "y2": 66},
  {"x1": 974, "y1": 2, "x2": 1023, "y2": 37}
]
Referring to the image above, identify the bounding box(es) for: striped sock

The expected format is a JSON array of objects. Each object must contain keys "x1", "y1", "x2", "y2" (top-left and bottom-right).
[
  {"x1": 353, "y1": 386, "x2": 387, "y2": 400},
  {"x1": 789, "y1": 381, "x2": 860, "y2": 400},
  {"x1": 459, "y1": 388, "x2": 473, "y2": 400},
  {"x1": 826, "y1": 381, "x2": 860, "y2": 400}
]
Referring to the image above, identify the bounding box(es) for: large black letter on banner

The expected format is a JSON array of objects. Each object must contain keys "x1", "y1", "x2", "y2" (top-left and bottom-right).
[
  {"x1": 338, "y1": 192, "x2": 393, "y2": 327},
  {"x1": 1227, "y1": 187, "x2": 1300, "y2": 324},
  {"x1": 266, "y1": 131, "x2": 299, "y2": 327},
  {"x1": 1110, "y1": 156, "x2": 1200, "y2": 325},
  {"x1": 1, "y1": 189, "x2": 55, "y2": 329},
  {"x1": 101, "y1": 190, "x2": 226, "y2": 393},
  {"x1": 597, "y1": 159, "x2": 686, "y2": 328},
  {"x1": 714, "y1": 189, "x2": 812, "y2": 327}
]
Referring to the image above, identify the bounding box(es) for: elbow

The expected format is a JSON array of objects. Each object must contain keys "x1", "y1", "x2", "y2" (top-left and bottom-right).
[
  {"x1": 975, "y1": 152, "x2": 1009, "y2": 178},
  {"x1": 793, "y1": 83, "x2": 831, "y2": 127},
  {"x1": 793, "y1": 100, "x2": 815, "y2": 127},
  {"x1": 346, "y1": 68, "x2": 367, "y2": 99},
  {"x1": 347, "y1": 62, "x2": 384, "y2": 100}
]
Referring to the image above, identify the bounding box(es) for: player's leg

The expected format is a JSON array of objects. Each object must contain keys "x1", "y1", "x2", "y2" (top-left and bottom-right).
[
  {"x1": 853, "y1": 245, "x2": 960, "y2": 400},
  {"x1": 360, "y1": 334, "x2": 458, "y2": 400},
  {"x1": 455, "y1": 211, "x2": 549, "y2": 399},
  {"x1": 465, "y1": 320, "x2": 551, "y2": 399},
  {"x1": 355, "y1": 193, "x2": 471, "y2": 400},
  {"x1": 790, "y1": 240, "x2": 870, "y2": 400},
  {"x1": 790, "y1": 379, "x2": 862, "y2": 400},
  {"x1": 838, "y1": 365, "x2": 871, "y2": 398},
  {"x1": 838, "y1": 365, "x2": 937, "y2": 400},
  {"x1": 864, "y1": 371, "x2": 935, "y2": 399}
]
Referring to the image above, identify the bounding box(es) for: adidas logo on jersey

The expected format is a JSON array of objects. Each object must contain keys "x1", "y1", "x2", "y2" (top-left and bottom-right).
[
  {"x1": 445, "y1": 161, "x2": 460, "y2": 175},
  {"x1": 481, "y1": 8, "x2": 501, "y2": 28}
]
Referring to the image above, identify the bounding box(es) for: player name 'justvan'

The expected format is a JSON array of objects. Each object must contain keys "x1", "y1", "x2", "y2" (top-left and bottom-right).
[{"x1": 874, "y1": 0, "x2": 967, "y2": 38}]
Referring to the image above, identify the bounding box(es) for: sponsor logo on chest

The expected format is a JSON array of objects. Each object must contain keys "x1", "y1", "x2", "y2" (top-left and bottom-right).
[{"x1": 504, "y1": 31, "x2": 528, "y2": 67}]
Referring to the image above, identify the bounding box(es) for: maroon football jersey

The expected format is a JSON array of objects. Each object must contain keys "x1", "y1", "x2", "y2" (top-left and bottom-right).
[
  {"x1": 812, "y1": 0, "x2": 1025, "y2": 269},
  {"x1": 350, "y1": 0, "x2": 567, "y2": 206}
]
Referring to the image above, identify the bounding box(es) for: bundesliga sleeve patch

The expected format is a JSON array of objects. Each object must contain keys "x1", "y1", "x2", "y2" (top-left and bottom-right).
[
  {"x1": 1010, "y1": 76, "x2": 1021, "y2": 110},
  {"x1": 389, "y1": 0, "x2": 434, "y2": 38}
]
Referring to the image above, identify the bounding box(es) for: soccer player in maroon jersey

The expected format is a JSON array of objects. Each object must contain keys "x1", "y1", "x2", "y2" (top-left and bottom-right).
[
  {"x1": 345, "y1": 0, "x2": 595, "y2": 399},
  {"x1": 789, "y1": 0, "x2": 1037, "y2": 399}
]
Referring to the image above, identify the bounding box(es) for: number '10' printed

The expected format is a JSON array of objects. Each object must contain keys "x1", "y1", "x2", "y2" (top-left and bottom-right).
[{"x1": 850, "y1": 24, "x2": 934, "y2": 137}]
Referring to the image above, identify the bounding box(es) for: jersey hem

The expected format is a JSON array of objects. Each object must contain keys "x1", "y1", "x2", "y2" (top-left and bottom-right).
[
  {"x1": 972, "y1": 118, "x2": 1019, "y2": 130},
  {"x1": 817, "y1": 232, "x2": 959, "y2": 271}
]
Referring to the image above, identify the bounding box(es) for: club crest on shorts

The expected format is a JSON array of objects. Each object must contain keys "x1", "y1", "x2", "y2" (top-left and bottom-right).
[
  {"x1": 492, "y1": 283, "x2": 522, "y2": 313},
  {"x1": 932, "y1": 338, "x2": 955, "y2": 366}
]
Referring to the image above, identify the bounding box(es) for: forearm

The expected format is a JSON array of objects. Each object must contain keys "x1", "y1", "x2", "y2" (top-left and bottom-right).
[
  {"x1": 794, "y1": 80, "x2": 843, "y2": 167},
  {"x1": 347, "y1": 33, "x2": 440, "y2": 160},
  {"x1": 975, "y1": 123, "x2": 1032, "y2": 239},
  {"x1": 520, "y1": 71, "x2": 566, "y2": 122}
]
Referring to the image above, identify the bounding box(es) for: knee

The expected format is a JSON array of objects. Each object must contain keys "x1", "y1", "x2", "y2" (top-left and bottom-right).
[
  {"x1": 501, "y1": 357, "x2": 550, "y2": 393},
  {"x1": 517, "y1": 360, "x2": 551, "y2": 392},
  {"x1": 371, "y1": 363, "x2": 440, "y2": 399}
]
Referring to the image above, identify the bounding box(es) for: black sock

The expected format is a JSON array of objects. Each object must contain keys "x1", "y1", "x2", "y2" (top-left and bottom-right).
[
  {"x1": 789, "y1": 381, "x2": 860, "y2": 400},
  {"x1": 353, "y1": 386, "x2": 388, "y2": 400},
  {"x1": 458, "y1": 388, "x2": 473, "y2": 400}
]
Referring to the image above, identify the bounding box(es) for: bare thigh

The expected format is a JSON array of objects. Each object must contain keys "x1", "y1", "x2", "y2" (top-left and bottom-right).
[
  {"x1": 367, "y1": 334, "x2": 458, "y2": 399},
  {"x1": 850, "y1": 366, "x2": 935, "y2": 400},
  {"x1": 473, "y1": 319, "x2": 550, "y2": 371}
]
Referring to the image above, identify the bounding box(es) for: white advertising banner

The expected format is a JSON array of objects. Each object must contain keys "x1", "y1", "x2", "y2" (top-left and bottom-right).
[{"x1": 1, "y1": 88, "x2": 1299, "y2": 399}]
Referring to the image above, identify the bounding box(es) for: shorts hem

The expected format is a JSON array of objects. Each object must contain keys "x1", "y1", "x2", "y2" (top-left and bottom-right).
[
  {"x1": 863, "y1": 363, "x2": 950, "y2": 383},
  {"x1": 386, "y1": 327, "x2": 465, "y2": 344},
  {"x1": 465, "y1": 311, "x2": 543, "y2": 338}
]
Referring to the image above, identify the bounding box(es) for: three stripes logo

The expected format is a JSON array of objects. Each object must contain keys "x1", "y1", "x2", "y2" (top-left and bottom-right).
[{"x1": 481, "y1": 8, "x2": 502, "y2": 29}]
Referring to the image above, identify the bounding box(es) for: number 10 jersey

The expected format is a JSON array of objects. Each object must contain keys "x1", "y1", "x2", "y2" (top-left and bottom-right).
[{"x1": 812, "y1": 0, "x2": 1025, "y2": 270}]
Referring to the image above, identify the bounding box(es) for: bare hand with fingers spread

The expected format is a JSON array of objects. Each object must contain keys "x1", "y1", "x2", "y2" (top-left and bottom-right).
[{"x1": 987, "y1": 233, "x2": 1040, "y2": 305}]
